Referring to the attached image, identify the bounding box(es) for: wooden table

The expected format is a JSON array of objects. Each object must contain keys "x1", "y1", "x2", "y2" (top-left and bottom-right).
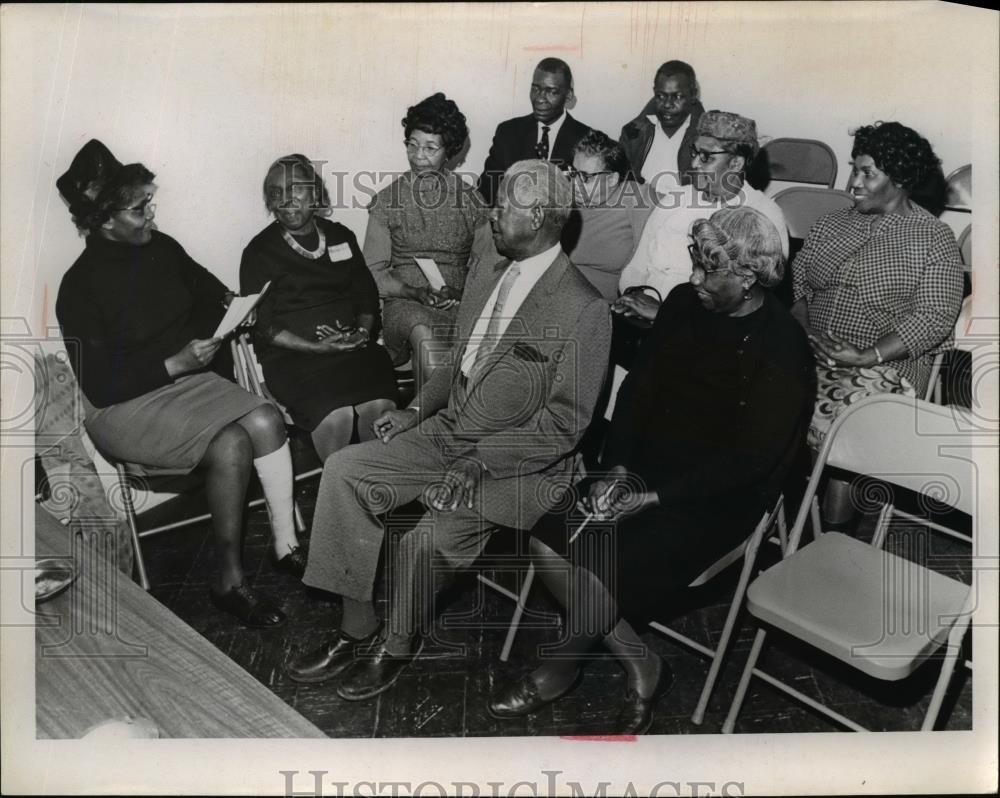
[{"x1": 34, "y1": 509, "x2": 324, "y2": 738}]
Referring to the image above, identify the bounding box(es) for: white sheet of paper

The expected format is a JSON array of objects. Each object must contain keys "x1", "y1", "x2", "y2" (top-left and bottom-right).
[
  {"x1": 413, "y1": 257, "x2": 446, "y2": 291},
  {"x1": 212, "y1": 281, "x2": 270, "y2": 338}
]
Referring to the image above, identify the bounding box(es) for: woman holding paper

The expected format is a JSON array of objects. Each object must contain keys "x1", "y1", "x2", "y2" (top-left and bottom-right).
[
  {"x1": 55, "y1": 139, "x2": 301, "y2": 626},
  {"x1": 362, "y1": 93, "x2": 492, "y2": 392},
  {"x1": 488, "y1": 208, "x2": 814, "y2": 733},
  {"x1": 240, "y1": 154, "x2": 397, "y2": 461}
]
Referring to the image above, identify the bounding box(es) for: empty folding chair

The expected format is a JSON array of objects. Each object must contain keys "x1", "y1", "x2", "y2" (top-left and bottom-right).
[
  {"x1": 723, "y1": 394, "x2": 977, "y2": 732},
  {"x1": 761, "y1": 138, "x2": 839, "y2": 195}
]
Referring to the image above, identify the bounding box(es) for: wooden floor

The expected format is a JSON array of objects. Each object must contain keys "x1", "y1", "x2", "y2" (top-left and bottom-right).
[{"x1": 137, "y1": 433, "x2": 973, "y2": 738}]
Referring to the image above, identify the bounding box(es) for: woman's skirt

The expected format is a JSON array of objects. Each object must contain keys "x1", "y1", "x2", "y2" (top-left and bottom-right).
[
  {"x1": 381, "y1": 298, "x2": 460, "y2": 366},
  {"x1": 84, "y1": 372, "x2": 268, "y2": 473},
  {"x1": 261, "y1": 342, "x2": 397, "y2": 431},
  {"x1": 807, "y1": 364, "x2": 916, "y2": 450}
]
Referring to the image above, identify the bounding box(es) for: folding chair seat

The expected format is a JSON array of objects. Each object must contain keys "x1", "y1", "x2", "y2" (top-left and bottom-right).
[{"x1": 723, "y1": 394, "x2": 979, "y2": 733}]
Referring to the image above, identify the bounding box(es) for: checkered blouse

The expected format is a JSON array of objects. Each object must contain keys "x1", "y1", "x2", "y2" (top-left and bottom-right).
[{"x1": 792, "y1": 205, "x2": 963, "y2": 393}]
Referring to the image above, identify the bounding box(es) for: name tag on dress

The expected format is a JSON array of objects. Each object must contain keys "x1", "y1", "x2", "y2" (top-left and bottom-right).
[{"x1": 327, "y1": 243, "x2": 352, "y2": 262}]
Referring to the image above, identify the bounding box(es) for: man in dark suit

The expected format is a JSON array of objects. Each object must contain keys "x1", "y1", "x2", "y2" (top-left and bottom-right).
[
  {"x1": 619, "y1": 60, "x2": 705, "y2": 195},
  {"x1": 476, "y1": 58, "x2": 592, "y2": 206},
  {"x1": 288, "y1": 160, "x2": 612, "y2": 700}
]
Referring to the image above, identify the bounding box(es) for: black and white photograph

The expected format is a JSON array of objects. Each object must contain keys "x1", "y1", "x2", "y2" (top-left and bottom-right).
[{"x1": 1, "y1": 2, "x2": 997, "y2": 795}]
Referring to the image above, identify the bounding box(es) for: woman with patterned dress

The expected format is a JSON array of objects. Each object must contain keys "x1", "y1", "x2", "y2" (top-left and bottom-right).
[
  {"x1": 240, "y1": 154, "x2": 397, "y2": 461},
  {"x1": 791, "y1": 121, "x2": 963, "y2": 525},
  {"x1": 362, "y1": 93, "x2": 492, "y2": 393}
]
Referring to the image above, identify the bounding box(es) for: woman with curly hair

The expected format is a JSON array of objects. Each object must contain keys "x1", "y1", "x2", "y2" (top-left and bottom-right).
[
  {"x1": 791, "y1": 121, "x2": 963, "y2": 525},
  {"x1": 362, "y1": 92, "x2": 492, "y2": 393},
  {"x1": 240, "y1": 154, "x2": 397, "y2": 463}
]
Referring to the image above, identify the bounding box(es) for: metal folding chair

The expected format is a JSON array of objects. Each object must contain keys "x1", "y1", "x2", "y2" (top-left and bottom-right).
[
  {"x1": 772, "y1": 187, "x2": 855, "y2": 240},
  {"x1": 723, "y1": 394, "x2": 978, "y2": 732},
  {"x1": 762, "y1": 138, "x2": 839, "y2": 193}
]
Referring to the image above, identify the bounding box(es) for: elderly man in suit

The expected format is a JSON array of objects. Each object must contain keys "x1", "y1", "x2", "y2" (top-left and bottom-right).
[
  {"x1": 288, "y1": 160, "x2": 612, "y2": 700},
  {"x1": 476, "y1": 58, "x2": 591, "y2": 207}
]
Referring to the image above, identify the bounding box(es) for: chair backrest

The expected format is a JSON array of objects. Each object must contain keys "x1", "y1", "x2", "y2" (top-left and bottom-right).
[
  {"x1": 772, "y1": 187, "x2": 855, "y2": 240},
  {"x1": 821, "y1": 394, "x2": 976, "y2": 517},
  {"x1": 945, "y1": 164, "x2": 971, "y2": 210},
  {"x1": 761, "y1": 138, "x2": 838, "y2": 188}
]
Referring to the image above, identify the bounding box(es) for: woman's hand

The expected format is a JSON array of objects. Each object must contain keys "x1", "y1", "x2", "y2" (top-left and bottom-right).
[
  {"x1": 579, "y1": 469, "x2": 658, "y2": 522},
  {"x1": 407, "y1": 286, "x2": 441, "y2": 306},
  {"x1": 165, "y1": 337, "x2": 222, "y2": 377},
  {"x1": 808, "y1": 329, "x2": 876, "y2": 368},
  {"x1": 612, "y1": 291, "x2": 660, "y2": 322},
  {"x1": 313, "y1": 331, "x2": 366, "y2": 354},
  {"x1": 432, "y1": 285, "x2": 461, "y2": 309}
]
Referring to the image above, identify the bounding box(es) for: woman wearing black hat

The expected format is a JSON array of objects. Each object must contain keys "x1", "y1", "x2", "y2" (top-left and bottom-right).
[{"x1": 55, "y1": 139, "x2": 303, "y2": 627}]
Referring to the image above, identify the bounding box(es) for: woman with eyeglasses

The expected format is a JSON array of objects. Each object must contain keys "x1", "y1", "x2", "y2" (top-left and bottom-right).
[
  {"x1": 560, "y1": 130, "x2": 657, "y2": 303},
  {"x1": 240, "y1": 154, "x2": 397, "y2": 463},
  {"x1": 489, "y1": 207, "x2": 813, "y2": 734},
  {"x1": 55, "y1": 139, "x2": 301, "y2": 626},
  {"x1": 362, "y1": 93, "x2": 492, "y2": 394}
]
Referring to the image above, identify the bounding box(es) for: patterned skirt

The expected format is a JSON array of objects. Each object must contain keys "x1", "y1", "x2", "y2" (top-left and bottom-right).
[{"x1": 808, "y1": 364, "x2": 915, "y2": 450}]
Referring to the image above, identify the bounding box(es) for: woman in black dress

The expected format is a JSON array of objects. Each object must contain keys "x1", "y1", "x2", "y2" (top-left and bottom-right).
[
  {"x1": 55, "y1": 139, "x2": 302, "y2": 627},
  {"x1": 488, "y1": 207, "x2": 815, "y2": 733},
  {"x1": 240, "y1": 154, "x2": 397, "y2": 460}
]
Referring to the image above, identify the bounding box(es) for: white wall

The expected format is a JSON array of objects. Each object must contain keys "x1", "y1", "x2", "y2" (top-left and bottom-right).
[{"x1": 1, "y1": 2, "x2": 997, "y2": 335}]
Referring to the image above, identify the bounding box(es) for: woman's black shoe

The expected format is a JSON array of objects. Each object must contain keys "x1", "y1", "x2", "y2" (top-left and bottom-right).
[
  {"x1": 271, "y1": 545, "x2": 308, "y2": 580},
  {"x1": 209, "y1": 582, "x2": 286, "y2": 628},
  {"x1": 614, "y1": 657, "x2": 674, "y2": 734}
]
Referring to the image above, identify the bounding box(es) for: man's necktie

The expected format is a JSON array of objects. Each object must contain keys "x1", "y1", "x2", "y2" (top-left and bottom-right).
[
  {"x1": 535, "y1": 125, "x2": 551, "y2": 160},
  {"x1": 472, "y1": 263, "x2": 522, "y2": 374}
]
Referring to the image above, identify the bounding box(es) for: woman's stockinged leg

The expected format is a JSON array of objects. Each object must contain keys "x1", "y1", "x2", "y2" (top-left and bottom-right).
[
  {"x1": 310, "y1": 406, "x2": 355, "y2": 462},
  {"x1": 200, "y1": 423, "x2": 253, "y2": 592},
  {"x1": 529, "y1": 537, "x2": 663, "y2": 699},
  {"x1": 527, "y1": 537, "x2": 617, "y2": 699}
]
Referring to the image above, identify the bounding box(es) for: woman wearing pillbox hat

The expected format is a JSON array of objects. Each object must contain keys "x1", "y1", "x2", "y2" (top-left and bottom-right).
[{"x1": 55, "y1": 139, "x2": 305, "y2": 626}]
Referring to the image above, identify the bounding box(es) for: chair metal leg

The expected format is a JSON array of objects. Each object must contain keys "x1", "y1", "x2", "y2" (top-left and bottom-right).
[
  {"x1": 294, "y1": 500, "x2": 306, "y2": 534},
  {"x1": 692, "y1": 518, "x2": 769, "y2": 725},
  {"x1": 723, "y1": 626, "x2": 768, "y2": 733},
  {"x1": 115, "y1": 464, "x2": 150, "y2": 591},
  {"x1": 776, "y1": 501, "x2": 788, "y2": 555},
  {"x1": 810, "y1": 495, "x2": 822, "y2": 538},
  {"x1": 500, "y1": 563, "x2": 535, "y2": 663},
  {"x1": 922, "y1": 593, "x2": 974, "y2": 730}
]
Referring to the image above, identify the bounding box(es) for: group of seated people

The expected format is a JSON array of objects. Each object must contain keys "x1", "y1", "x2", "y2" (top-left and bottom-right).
[{"x1": 52, "y1": 55, "x2": 965, "y2": 734}]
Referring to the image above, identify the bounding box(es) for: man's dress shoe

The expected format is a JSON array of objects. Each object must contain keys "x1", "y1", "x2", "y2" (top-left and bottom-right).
[
  {"x1": 286, "y1": 630, "x2": 373, "y2": 684},
  {"x1": 487, "y1": 670, "x2": 582, "y2": 719},
  {"x1": 335, "y1": 639, "x2": 424, "y2": 702},
  {"x1": 614, "y1": 656, "x2": 675, "y2": 734},
  {"x1": 209, "y1": 582, "x2": 285, "y2": 627}
]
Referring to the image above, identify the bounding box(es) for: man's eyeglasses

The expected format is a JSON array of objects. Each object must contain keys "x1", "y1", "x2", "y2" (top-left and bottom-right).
[
  {"x1": 113, "y1": 195, "x2": 155, "y2": 216},
  {"x1": 689, "y1": 146, "x2": 730, "y2": 165},
  {"x1": 404, "y1": 139, "x2": 444, "y2": 157},
  {"x1": 567, "y1": 167, "x2": 614, "y2": 184}
]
